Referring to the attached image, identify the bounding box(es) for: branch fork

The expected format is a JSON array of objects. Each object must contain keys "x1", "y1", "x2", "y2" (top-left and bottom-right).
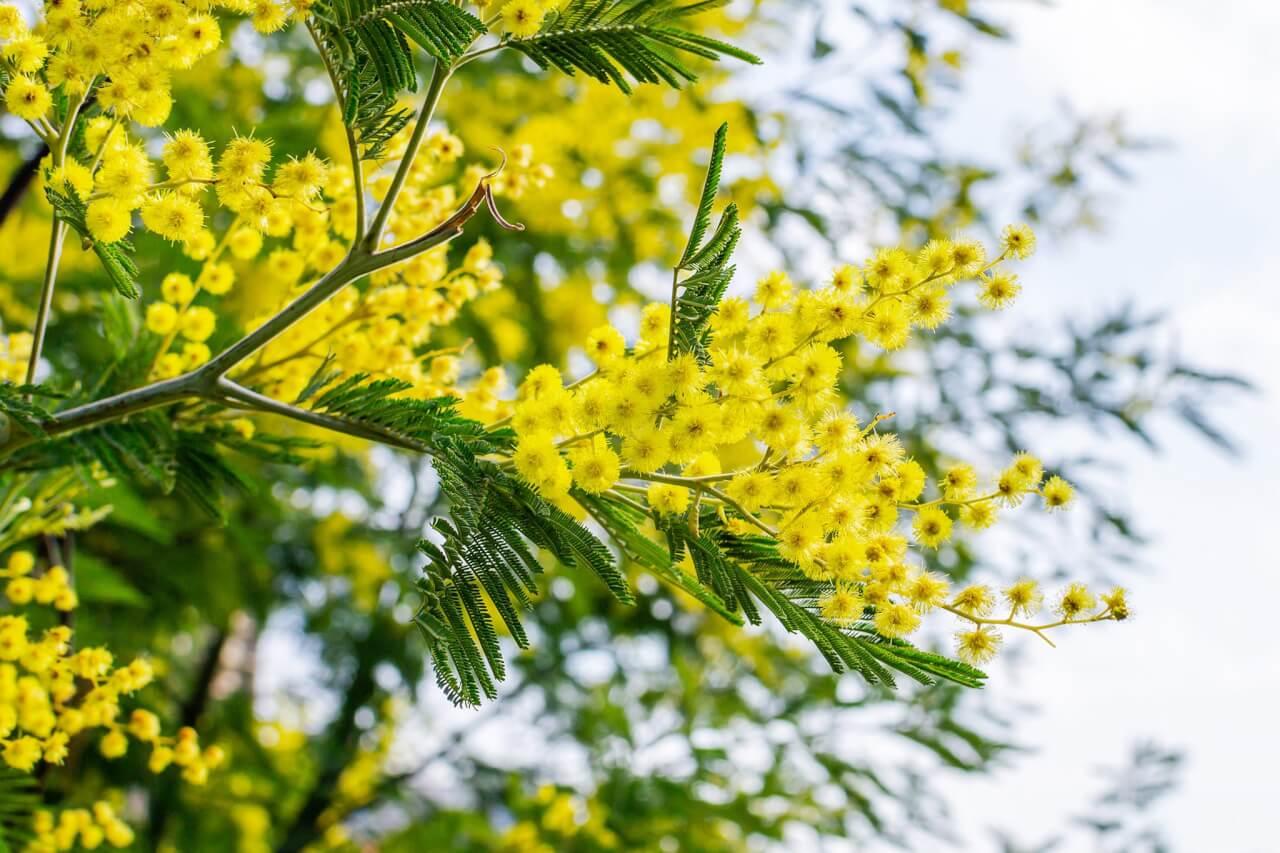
[
  {"x1": 1, "y1": 172, "x2": 520, "y2": 460},
  {"x1": 3, "y1": 31, "x2": 527, "y2": 463}
]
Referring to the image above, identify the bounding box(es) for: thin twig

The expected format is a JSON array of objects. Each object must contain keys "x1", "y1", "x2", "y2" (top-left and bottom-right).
[
  {"x1": 215, "y1": 378, "x2": 427, "y2": 453},
  {"x1": 307, "y1": 19, "x2": 367, "y2": 241},
  {"x1": 24, "y1": 89, "x2": 90, "y2": 391},
  {"x1": 363, "y1": 61, "x2": 451, "y2": 252}
]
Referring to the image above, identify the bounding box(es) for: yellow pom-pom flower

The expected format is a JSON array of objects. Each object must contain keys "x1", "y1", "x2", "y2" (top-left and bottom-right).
[
  {"x1": 4, "y1": 75, "x2": 51, "y2": 120},
  {"x1": 85, "y1": 199, "x2": 133, "y2": 244},
  {"x1": 502, "y1": 0, "x2": 545, "y2": 38},
  {"x1": 145, "y1": 303, "x2": 179, "y2": 335}
]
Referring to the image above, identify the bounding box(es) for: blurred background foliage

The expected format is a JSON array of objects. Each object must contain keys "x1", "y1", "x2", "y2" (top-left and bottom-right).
[{"x1": 0, "y1": 0, "x2": 1244, "y2": 849}]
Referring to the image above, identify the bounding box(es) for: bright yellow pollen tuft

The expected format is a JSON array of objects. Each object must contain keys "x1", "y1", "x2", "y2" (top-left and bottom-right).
[{"x1": 502, "y1": 0, "x2": 545, "y2": 38}]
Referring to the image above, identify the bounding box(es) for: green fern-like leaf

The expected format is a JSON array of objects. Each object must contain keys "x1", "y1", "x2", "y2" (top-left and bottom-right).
[
  {"x1": 508, "y1": 0, "x2": 761, "y2": 95},
  {"x1": 304, "y1": 372, "x2": 509, "y2": 454},
  {"x1": 172, "y1": 431, "x2": 254, "y2": 520},
  {"x1": 10, "y1": 414, "x2": 177, "y2": 487},
  {"x1": 678, "y1": 121, "x2": 727, "y2": 267},
  {"x1": 310, "y1": 0, "x2": 485, "y2": 157},
  {"x1": 0, "y1": 383, "x2": 57, "y2": 438},
  {"x1": 414, "y1": 443, "x2": 635, "y2": 707},
  {"x1": 0, "y1": 768, "x2": 39, "y2": 852},
  {"x1": 44, "y1": 186, "x2": 140, "y2": 298},
  {"x1": 669, "y1": 124, "x2": 741, "y2": 361},
  {"x1": 326, "y1": 0, "x2": 486, "y2": 66},
  {"x1": 576, "y1": 492, "x2": 744, "y2": 624},
  {"x1": 8, "y1": 412, "x2": 283, "y2": 520}
]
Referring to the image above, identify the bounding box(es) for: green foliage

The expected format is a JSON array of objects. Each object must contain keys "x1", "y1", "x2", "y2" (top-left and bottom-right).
[
  {"x1": 291, "y1": 371, "x2": 635, "y2": 706},
  {"x1": 317, "y1": 0, "x2": 485, "y2": 81},
  {"x1": 0, "y1": 770, "x2": 39, "y2": 853},
  {"x1": 416, "y1": 446, "x2": 633, "y2": 707},
  {"x1": 0, "y1": 384, "x2": 55, "y2": 438},
  {"x1": 13, "y1": 414, "x2": 175, "y2": 484},
  {"x1": 396, "y1": 125, "x2": 988, "y2": 706},
  {"x1": 8, "y1": 413, "x2": 282, "y2": 520},
  {"x1": 678, "y1": 120, "x2": 729, "y2": 268},
  {"x1": 303, "y1": 371, "x2": 505, "y2": 453},
  {"x1": 576, "y1": 491, "x2": 743, "y2": 624},
  {"x1": 670, "y1": 122, "x2": 740, "y2": 361},
  {"x1": 309, "y1": 1, "x2": 485, "y2": 157},
  {"x1": 43, "y1": 186, "x2": 140, "y2": 299},
  {"x1": 508, "y1": 0, "x2": 762, "y2": 94}
]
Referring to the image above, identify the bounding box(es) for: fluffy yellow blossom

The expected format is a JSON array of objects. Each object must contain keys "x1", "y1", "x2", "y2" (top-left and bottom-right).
[
  {"x1": 180, "y1": 306, "x2": 216, "y2": 342},
  {"x1": 1001, "y1": 223, "x2": 1037, "y2": 259},
  {"x1": 1057, "y1": 583, "x2": 1097, "y2": 620},
  {"x1": 979, "y1": 272, "x2": 1021, "y2": 309},
  {"x1": 0, "y1": 5, "x2": 26, "y2": 40},
  {"x1": 1004, "y1": 579, "x2": 1043, "y2": 617},
  {"x1": 874, "y1": 602, "x2": 921, "y2": 638},
  {"x1": 502, "y1": 0, "x2": 545, "y2": 37},
  {"x1": 955, "y1": 627, "x2": 1002, "y2": 664},
  {"x1": 86, "y1": 199, "x2": 133, "y2": 243},
  {"x1": 1041, "y1": 475, "x2": 1074, "y2": 510},
  {"x1": 161, "y1": 272, "x2": 196, "y2": 305},
  {"x1": 647, "y1": 483, "x2": 690, "y2": 515},
  {"x1": 496, "y1": 224, "x2": 1117, "y2": 664},
  {"x1": 4, "y1": 35, "x2": 48, "y2": 73},
  {"x1": 163, "y1": 129, "x2": 214, "y2": 183},
  {"x1": 4, "y1": 75, "x2": 51, "y2": 120},
  {"x1": 0, "y1": 550, "x2": 216, "y2": 853},
  {"x1": 568, "y1": 435, "x2": 620, "y2": 494},
  {"x1": 146, "y1": 302, "x2": 179, "y2": 335},
  {"x1": 820, "y1": 585, "x2": 864, "y2": 622},
  {"x1": 141, "y1": 193, "x2": 205, "y2": 243},
  {"x1": 950, "y1": 585, "x2": 994, "y2": 617},
  {"x1": 912, "y1": 507, "x2": 952, "y2": 548},
  {"x1": 251, "y1": 0, "x2": 290, "y2": 33},
  {"x1": 584, "y1": 325, "x2": 627, "y2": 367}
]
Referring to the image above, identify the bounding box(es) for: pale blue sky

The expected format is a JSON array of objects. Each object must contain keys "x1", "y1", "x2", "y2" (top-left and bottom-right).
[{"x1": 934, "y1": 2, "x2": 1280, "y2": 849}]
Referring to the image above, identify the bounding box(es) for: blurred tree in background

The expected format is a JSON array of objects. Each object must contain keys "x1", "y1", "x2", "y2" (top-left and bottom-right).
[{"x1": 0, "y1": 0, "x2": 1244, "y2": 850}]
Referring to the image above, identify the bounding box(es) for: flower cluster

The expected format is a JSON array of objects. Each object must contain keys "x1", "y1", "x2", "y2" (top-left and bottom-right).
[
  {"x1": 4, "y1": 0, "x2": 555, "y2": 404},
  {"x1": 119, "y1": 127, "x2": 348, "y2": 381},
  {"x1": 231, "y1": 135, "x2": 549, "y2": 403},
  {"x1": 508, "y1": 228, "x2": 1127, "y2": 661},
  {"x1": 0, "y1": 550, "x2": 221, "y2": 850},
  {"x1": 1, "y1": 0, "x2": 224, "y2": 127},
  {"x1": 944, "y1": 578, "x2": 1129, "y2": 663},
  {"x1": 29, "y1": 801, "x2": 135, "y2": 851}
]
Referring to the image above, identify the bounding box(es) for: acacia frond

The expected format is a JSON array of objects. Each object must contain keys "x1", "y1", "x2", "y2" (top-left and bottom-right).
[
  {"x1": 310, "y1": 0, "x2": 485, "y2": 157},
  {"x1": 416, "y1": 446, "x2": 634, "y2": 707},
  {"x1": 507, "y1": 0, "x2": 762, "y2": 94},
  {"x1": 670, "y1": 122, "x2": 740, "y2": 361}
]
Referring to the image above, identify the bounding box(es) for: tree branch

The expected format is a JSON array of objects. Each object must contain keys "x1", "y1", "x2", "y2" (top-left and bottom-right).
[
  {"x1": 0, "y1": 120, "x2": 518, "y2": 463},
  {"x1": 274, "y1": 633, "x2": 379, "y2": 853},
  {"x1": 26, "y1": 220, "x2": 69, "y2": 386},
  {"x1": 215, "y1": 378, "x2": 428, "y2": 453},
  {"x1": 24, "y1": 89, "x2": 90, "y2": 389},
  {"x1": 362, "y1": 60, "x2": 451, "y2": 253},
  {"x1": 306, "y1": 19, "x2": 367, "y2": 242},
  {"x1": 148, "y1": 628, "x2": 229, "y2": 847}
]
